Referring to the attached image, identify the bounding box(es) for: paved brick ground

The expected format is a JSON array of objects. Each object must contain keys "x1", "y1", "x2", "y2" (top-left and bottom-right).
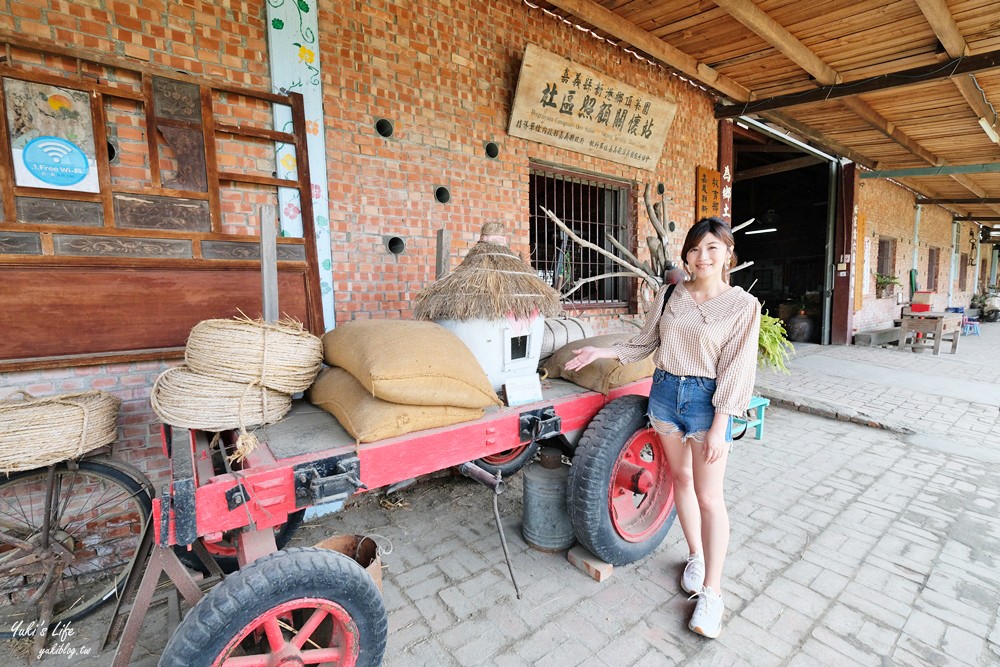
[{"x1": 4, "y1": 324, "x2": 999, "y2": 665}]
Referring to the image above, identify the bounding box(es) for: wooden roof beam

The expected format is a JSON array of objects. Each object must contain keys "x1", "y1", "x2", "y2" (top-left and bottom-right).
[
  {"x1": 733, "y1": 155, "x2": 824, "y2": 182},
  {"x1": 861, "y1": 163, "x2": 1000, "y2": 178},
  {"x1": 544, "y1": 0, "x2": 751, "y2": 102},
  {"x1": 916, "y1": 197, "x2": 1000, "y2": 204},
  {"x1": 714, "y1": 50, "x2": 1000, "y2": 117},
  {"x1": 914, "y1": 0, "x2": 969, "y2": 57},
  {"x1": 915, "y1": 0, "x2": 1000, "y2": 146},
  {"x1": 711, "y1": 0, "x2": 840, "y2": 86},
  {"x1": 707, "y1": 0, "x2": 999, "y2": 212}
]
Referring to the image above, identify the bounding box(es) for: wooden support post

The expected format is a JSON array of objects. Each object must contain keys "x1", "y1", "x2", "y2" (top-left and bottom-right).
[
  {"x1": 260, "y1": 203, "x2": 279, "y2": 323},
  {"x1": 436, "y1": 228, "x2": 451, "y2": 279}
]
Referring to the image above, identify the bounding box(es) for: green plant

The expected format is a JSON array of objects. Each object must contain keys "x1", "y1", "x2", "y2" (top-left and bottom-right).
[
  {"x1": 758, "y1": 311, "x2": 794, "y2": 374},
  {"x1": 874, "y1": 273, "x2": 901, "y2": 288},
  {"x1": 971, "y1": 292, "x2": 986, "y2": 309}
]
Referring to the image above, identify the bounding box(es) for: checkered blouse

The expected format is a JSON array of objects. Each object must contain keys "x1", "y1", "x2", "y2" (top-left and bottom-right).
[{"x1": 613, "y1": 281, "x2": 762, "y2": 416}]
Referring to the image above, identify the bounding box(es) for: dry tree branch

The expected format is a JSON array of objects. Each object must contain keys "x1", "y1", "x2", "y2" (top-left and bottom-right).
[
  {"x1": 642, "y1": 183, "x2": 671, "y2": 247},
  {"x1": 539, "y1": 206, "x2": 659, "y2": 290},
  {"x1": 559, "y1": 272, "x2": 637, "y2": 300}
]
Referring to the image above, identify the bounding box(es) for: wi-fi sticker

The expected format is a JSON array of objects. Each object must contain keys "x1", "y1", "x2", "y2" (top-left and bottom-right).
[
  {"x1": 21, "y1": 136, "x2": 90, "y2": 187},
  {"x1": 36, "y1": 141, "x2": 73, "y2": 163}
]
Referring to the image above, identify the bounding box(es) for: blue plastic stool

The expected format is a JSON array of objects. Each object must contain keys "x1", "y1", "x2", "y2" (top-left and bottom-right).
[{"x1": 962, "y1": 317, "x2": 980, "y2": 336}]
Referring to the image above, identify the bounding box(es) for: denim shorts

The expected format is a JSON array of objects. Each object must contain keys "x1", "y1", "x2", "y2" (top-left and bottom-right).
[{"x1": 647, "y1": 368, "x2": 732, "y2": 442}]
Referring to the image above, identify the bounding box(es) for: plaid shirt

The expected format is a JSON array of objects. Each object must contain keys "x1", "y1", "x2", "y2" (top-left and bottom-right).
[{"x1": 614, "y1": 281, "x2": 761, "y2": 416}]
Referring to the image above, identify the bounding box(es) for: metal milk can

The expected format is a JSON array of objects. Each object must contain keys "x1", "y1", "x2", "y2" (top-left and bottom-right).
[{"x1": 522, "y1": 446, "x2": 575, "y2": 552}]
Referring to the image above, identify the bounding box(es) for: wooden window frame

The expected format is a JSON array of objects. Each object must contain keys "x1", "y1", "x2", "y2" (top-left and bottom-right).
[{"x1": 0, "y1": 35, "x2": 323, "y2": 371}]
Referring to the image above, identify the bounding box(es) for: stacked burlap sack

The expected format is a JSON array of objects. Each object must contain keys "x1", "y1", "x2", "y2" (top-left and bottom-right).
[
  {"x1": 307, "y1": 319, "x2": 501, "y2": 442},
  {"x1": 542, "y1": 333, "x2": 655, "y2": 395},
  {"x1": 151, "y1": 316, "x2": 323, "y2": 458}
]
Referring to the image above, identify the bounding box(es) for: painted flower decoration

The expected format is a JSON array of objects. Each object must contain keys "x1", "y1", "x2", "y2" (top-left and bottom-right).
[
  {"x1": 284, "y1": 203, "x2": 301, "y2": 219},
  {"x1": 312, "y1": 183, "x2": 322, "y2": 199},
  {"x1": 298, "y1": 46, "x2": 315, "y2": 64},
  {"x1": 280, "y1": 153, "x2": 297, "y2": 171},
  {"x1": 305, "y1": 120, "x2": 320, "y2": 135}
]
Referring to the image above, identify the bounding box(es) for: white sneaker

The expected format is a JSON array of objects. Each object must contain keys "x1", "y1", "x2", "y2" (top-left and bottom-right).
[
  {"x1": 681, "y1": 553, "x2": 705, "y2": 594},
  {"x1": 689, "y1": 585, "x2": 724, "y2": 638}
]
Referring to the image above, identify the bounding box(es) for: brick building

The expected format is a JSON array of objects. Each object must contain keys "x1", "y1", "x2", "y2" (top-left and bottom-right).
[{"x1": 0, "y1": 0, "x2": 994, "y2": 486}]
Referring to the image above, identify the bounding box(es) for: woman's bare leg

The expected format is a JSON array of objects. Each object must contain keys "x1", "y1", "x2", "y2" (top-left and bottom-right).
[
  {"x1": 689, "y1": 437, "x2": 730, "y2": 591},
  {"x1": 657, "y1": 430, "x2": 701, "y2": 556}
]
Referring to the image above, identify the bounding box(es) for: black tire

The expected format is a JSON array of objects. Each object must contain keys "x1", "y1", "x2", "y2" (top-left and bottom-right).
[
  {"x1": 159, "y1": 547, "x2": 387, "y2": 667},
  {"x1": 0, "y1": 461, "x2": 152, "y2": 636},
  {"x1": 567, "y1": 395, "x2": 677, "y2": 566},
  {"x1": 473, "y1": 439, "x2": 541, "y2": 476},
  {"x1": 174, "y1": 509, "x2": 305, "y2": 574},
  {"x1": 984, "y1": 309, "x2": 999, "y2": 323}
]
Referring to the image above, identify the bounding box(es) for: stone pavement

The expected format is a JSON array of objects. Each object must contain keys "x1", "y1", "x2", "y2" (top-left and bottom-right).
[{"x1": 4, "y1": 323, "x2": 999, "y2": 666}]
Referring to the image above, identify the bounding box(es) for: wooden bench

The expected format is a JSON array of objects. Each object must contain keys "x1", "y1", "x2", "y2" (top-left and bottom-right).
[
  {"x1": 734, "y1": 395, "x2": 770, "y2": 440},
  {"x1": 854, "y1": 327, "x2": 900, "y2": 347}
]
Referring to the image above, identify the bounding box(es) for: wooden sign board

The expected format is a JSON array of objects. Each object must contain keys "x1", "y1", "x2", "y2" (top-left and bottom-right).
[
  {"x1": 508, "y1": 44, "x2": 677, "y2": 170},
  {"x1": 695, "y1": 166, "x2": 722, "y2": 219}
]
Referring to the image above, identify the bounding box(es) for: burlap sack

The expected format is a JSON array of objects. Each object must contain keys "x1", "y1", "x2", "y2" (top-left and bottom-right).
[
  {"x1": 321, "y1": 319, "x2": 501, "y2": 409},
  {"x1": 543, "y1": 333, "x2": 655, "y2": 395},
  {"x1": 307, "y1": 367, "x2": 484, "y2": 442}
]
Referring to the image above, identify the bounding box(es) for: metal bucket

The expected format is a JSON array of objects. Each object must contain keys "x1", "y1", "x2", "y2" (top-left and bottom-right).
[
  {"x1": 314, "y1": 534, "x2": 383, "y2": 592},
  {"x1": 522, "y1": 447, "x2": 575, "y2": 552}
]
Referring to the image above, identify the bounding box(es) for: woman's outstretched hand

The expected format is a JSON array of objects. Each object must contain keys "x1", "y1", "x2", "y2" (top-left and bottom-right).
[{"x1": 562, "y1": 346, "x2": 618, "y2": 372}]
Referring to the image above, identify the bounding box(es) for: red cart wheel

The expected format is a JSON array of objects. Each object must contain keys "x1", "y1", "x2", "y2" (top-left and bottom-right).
[
  {"x1": 567, "y1": 395, "x2": 677, "y2": 565},
  {"x1": 608, "y1": 427, "x2": 674, "y2": 543},
  {"x1": 174, "y1": 510, "x2": 304, "y2": 574},
  {"x1": 160, "y1": 548, "x2": 386, "y2": 667},
  {"x1": 474, "y1": 439, "x2": 540, "y2": 476}
]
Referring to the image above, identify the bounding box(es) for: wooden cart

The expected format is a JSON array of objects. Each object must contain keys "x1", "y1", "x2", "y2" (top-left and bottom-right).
[{"x1": 111, "y1": 376, "x2": 676, "y2": 666}]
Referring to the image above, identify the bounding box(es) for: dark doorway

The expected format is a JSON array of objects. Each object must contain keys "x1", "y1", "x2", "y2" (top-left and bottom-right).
[{"x1": 729, "y1": 126, "x2": 833, "y2": 343}]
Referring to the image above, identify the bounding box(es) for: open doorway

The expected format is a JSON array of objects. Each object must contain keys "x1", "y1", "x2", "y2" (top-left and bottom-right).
[{"x1": 728, "y1": 122, "x2": 834, "y2": 344}]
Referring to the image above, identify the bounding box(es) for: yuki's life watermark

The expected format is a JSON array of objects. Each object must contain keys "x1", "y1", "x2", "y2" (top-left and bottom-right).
[{"x1": 9, "y1": 620, "x2": 93, "y2": 660}]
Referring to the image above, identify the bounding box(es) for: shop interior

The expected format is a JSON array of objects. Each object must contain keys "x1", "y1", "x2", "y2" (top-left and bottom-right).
[{"x1": 728, "y1": 126, "x2": 833, "y2": 343}]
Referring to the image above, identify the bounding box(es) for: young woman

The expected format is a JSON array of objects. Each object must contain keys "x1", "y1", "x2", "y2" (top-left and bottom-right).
[{"x1": 564, "y1": 217, "x2": 760, "y2": 639}]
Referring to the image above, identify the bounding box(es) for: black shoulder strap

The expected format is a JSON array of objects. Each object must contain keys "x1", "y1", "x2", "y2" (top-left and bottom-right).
[{"x1": 656, "y1": 282, "x2": 678, "y2": 321}]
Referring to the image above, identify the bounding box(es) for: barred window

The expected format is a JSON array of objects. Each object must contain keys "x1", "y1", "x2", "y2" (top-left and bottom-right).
[
  {"x1": 959, "y1": 254, "x2": 968, "y2": 291},
  {"x1": 528, "y1": 165, "x2": 633, "y2": 306},
  {"x1": 927, "y1": 247, "x2": 940, "y2": 291},
  {"x1": 876, "y1": 237, "x2": 896, "y2": 276}
]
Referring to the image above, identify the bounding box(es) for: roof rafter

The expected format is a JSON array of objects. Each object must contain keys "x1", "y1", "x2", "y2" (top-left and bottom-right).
[
  {"x1": 543, "y1": 0, "x2": 750, "y2": 101},
  {"x1": 710, "y1": 0, "x2": 998, "y2": 212},
  {"x1": 916, "y1": 0, "x2": 1000, "y2": 151}
]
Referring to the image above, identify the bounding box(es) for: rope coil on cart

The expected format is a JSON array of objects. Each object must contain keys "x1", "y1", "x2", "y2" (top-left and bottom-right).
[
  {"x1": 185, "y1": 315, "x2": 323, "y2": 395},
  {"x1": 0, "y1": 389, "x2": 120, "y2": 473}
]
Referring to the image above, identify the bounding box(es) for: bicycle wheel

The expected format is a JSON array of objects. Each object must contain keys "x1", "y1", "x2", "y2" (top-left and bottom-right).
[{"x1": 0, "y1": 460, "x2": 152, "y2": 636}]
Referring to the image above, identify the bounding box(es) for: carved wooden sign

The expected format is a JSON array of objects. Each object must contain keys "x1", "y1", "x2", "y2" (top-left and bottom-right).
[
  {"x1": 695, "y1": 166, "x2": 722, "y2": 219},
  {"x1": 508, "y1": 44, "x2": 677, "y2": 170}
]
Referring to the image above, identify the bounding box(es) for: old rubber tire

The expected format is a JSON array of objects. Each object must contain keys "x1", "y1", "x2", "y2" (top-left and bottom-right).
[
  {"x1": 567, "y1": 395, "x2": 677, "y2": 566},
  {"x1": 174, "y1": 509, "x2": 305, "y2": 574},
  {"x1": 159, "y1": 547, "x2": 387, "y2": 667},
  {"x1": 985, "y1": 309, "x2": 999, "y2": 323},
  {"x1": 473, "y1": 439, "x2": 540, "y2": 476}
]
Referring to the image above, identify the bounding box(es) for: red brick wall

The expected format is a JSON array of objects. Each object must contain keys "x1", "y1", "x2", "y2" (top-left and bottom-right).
[
  {"x1": 855, "y1": 179, "x2": 972, "y2": 332},
  {"x1": 318, "y1": 0, "x2": 717, "y2": 326},
  {"x1": 1, "y1": 0, "x2": 717, "y2": 485}
]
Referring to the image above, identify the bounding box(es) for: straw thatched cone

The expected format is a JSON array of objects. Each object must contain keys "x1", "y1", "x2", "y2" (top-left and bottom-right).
[{"x1": 414, "y1": 222, "x2": 562, "y2": 391}]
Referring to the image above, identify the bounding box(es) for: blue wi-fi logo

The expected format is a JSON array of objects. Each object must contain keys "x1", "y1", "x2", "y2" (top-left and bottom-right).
[{"x1": 22, "y1": 136, "x2": 89, "y2": 187}]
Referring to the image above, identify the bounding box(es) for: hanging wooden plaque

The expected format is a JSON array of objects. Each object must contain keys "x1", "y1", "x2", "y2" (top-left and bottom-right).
[{"x1": 508, "y1": 44, "x2": 676, "y2": 170}]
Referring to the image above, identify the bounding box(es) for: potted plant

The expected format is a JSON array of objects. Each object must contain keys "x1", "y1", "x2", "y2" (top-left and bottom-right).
[
  {"x1": 875, "y1": 273, "x2": 900, "y2": 299},
  {"x1": 758, "y1": 312, "x2": 794, "y2": 373}
]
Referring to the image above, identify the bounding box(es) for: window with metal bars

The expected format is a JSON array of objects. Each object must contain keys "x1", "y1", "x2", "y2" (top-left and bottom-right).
[
  {"x1": 528, "y1": 165, "x2": 633, "y2": 307},
  {"x1": 927, "y1": 247, "x2": 940, "y2": 291},
  {"x1": 959, "y1": 254, "x2": 969, "y2": 291}
]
